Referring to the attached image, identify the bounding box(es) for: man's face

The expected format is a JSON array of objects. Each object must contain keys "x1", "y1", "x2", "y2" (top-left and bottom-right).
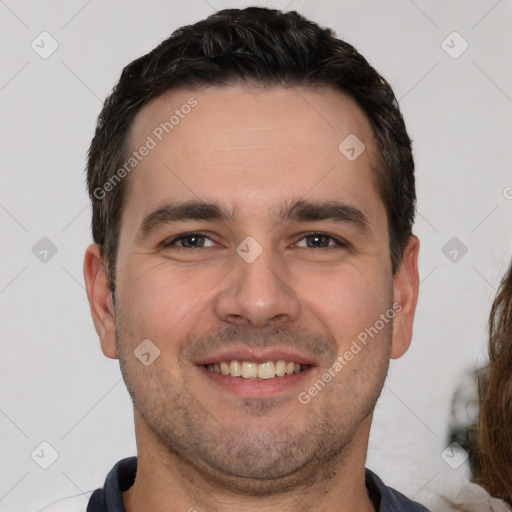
[{"x1": 90, "y1": 85, "x2": 417, "y2": 491}]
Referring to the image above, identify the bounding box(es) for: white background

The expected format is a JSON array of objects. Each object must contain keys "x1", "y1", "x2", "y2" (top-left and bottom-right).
[{"x1": 1, "y1": 1, "x2": 511, "y2": 511}]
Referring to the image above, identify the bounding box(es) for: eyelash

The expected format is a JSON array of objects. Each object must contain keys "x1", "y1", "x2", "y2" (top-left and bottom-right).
[
  {"x1": 296, "y1": 232, "x2": 349, "y2": 249},
  {"x1": 161, "y1": 232, "x2": 349, "y2": 249},
  {"x1": 161, "y1": 232, "x2": 218, "y2": 249}
]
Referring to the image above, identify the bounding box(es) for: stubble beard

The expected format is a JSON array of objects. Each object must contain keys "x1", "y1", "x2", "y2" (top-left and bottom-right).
[{"x1": 115, "y1": 323, "x2": 390, "y2": 495}]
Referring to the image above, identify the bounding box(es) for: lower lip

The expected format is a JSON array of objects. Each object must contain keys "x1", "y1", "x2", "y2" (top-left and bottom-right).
[{"x1": 197, "y1": 366, "x2": 314, "y2": 398}]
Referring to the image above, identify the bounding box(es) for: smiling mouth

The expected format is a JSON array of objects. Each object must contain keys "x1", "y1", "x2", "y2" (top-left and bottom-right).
[{"x1": 204, "y1": 360, "x2": 310, "y2": 380}]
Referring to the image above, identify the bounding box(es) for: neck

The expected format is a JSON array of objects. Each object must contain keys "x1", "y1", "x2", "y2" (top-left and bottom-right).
[{"x1": 123, "y1": 412, "x2": 375, "y2": 512}]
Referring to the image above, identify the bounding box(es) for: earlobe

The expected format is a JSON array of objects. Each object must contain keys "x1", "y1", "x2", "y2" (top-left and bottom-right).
[
  {"x1": 390, "y1": 235, "x2": 420, "y2": 359},
  {"x1": 83, "y1": 244, "x2": 118, "y2": 359}
]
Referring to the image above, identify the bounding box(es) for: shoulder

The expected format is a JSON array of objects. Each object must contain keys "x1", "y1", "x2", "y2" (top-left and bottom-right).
[
  {"x1": 393, "y1": 482, "x2": 512, "y2": 512},
  {"x1": 37, "y1": 457, "x2": 137, "y2": 512},
  {"x1": 37, "y1": 493, "x2": 90, "y2": 512},
  {"x1": 446, "y1": 483, "x2": 512, "y2": 512},
  {"x1": 366, "y1": 469, "x2": 431, "y2": 511}
]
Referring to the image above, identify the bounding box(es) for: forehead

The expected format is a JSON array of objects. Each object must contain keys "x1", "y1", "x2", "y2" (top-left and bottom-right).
[{"x1": 122, "y1": 84, "x2": 384, "y2": 229}]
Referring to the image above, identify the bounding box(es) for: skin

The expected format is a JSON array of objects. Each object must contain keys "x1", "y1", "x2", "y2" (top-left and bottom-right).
[{"x1": 84, "y1": 85, "x2": 420, "y2": 512}]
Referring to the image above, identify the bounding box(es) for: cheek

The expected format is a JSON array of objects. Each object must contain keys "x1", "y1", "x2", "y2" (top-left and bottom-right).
[
  {"x1": 116, "y1": 259, "x2": 223, "y2": 345},
  {"x1": 294, "y1": 264, "x2": 392, "y2": 349}
]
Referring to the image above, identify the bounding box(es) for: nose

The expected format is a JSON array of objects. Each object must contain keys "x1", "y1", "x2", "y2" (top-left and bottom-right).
[{"x1": 213, "y1": 247, "x2": 301, "y2": 328}]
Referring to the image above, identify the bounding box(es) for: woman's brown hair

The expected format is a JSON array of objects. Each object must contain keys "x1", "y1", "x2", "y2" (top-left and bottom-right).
[{"x1": 478, "y1": 261, "x2": 512, "y2": 504}]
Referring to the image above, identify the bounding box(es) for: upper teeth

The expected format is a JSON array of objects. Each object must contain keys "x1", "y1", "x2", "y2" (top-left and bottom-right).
[{"x1": 205, "y1": 360, "x2": 305, "y2": 379}]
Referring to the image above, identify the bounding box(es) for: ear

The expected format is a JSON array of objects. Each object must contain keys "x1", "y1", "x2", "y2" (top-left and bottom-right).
[
  {"x1": 83, "y1": 244, "x2": 117, "y2": 359},
  {"x1": 390, "y1": 235, "x2": 420, "y2": 359}
]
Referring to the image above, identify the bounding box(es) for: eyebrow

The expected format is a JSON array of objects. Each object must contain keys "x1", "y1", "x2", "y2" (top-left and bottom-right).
[
  {"x1": 275, "y1": 199, "x2": 371, "y2": 235},
  {"x1": 137, "y1": 198, "x2": 371, "y2": 240},
  {"x1": 139, "y1": 200, "x2": 234, "y2": 238}
]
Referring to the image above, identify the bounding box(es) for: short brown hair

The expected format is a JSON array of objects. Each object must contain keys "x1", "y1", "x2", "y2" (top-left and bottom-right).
[{"x1": 86, "y1": 7, "x2": 415, "y2": 290}]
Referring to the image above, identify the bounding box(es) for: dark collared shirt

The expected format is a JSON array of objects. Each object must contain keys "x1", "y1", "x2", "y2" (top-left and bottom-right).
[{"x1": 86, "y1": 457, "x2": 430, "y2": 512}]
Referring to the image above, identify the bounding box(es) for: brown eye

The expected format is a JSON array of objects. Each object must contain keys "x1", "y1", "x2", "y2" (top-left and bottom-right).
[
  {"x1": 163, "y1": 233, "x2": 216, "y2": 249},
  {"x1": 305, "y1": 234, "x2": 332, "y2": 248},
  {"x1": 179, "y1": 234, "x2": 206, "y2": 248},
  {"x1": 296, "y1": 233, "x2": 345, "y2": 249}
]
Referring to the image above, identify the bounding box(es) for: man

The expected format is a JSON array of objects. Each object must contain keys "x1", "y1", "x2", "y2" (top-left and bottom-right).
[{"x1": 80, "y1": 7, "x2": 424, "y2": 512}]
